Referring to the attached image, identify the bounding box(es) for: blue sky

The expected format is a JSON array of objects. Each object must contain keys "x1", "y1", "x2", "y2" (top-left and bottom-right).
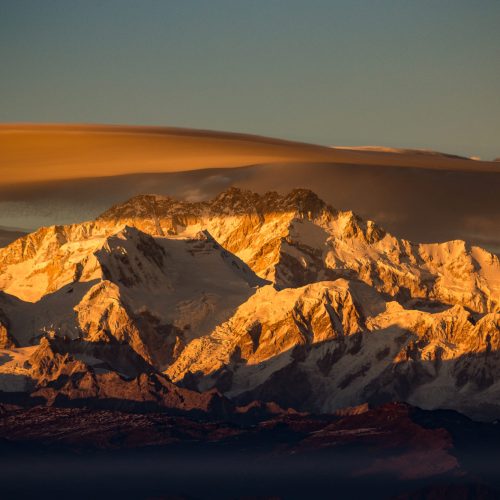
[{"x1": 1, "y1": 0, "x2": 499, "y2": 158}]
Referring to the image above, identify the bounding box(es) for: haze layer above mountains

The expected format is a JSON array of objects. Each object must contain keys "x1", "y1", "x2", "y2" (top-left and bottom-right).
[{"x1": 1, "y1": 124, "x2": 500, "y2": 253}]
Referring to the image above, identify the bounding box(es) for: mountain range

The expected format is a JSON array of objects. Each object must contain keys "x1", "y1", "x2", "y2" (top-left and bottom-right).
[{"x1": 0, "y1": 187, "x2": 499, "y2": 422}]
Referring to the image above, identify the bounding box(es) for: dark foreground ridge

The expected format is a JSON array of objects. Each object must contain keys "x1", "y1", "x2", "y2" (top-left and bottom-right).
[{"x1": 1, "y1": 401, "x2": 500, "y2": 499}]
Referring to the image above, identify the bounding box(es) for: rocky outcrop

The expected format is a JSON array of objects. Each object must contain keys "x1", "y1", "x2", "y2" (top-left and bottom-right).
[
  {"x1": 23, "y1": 338, "x2": 230, "y2": 416},
  {"x1": 0, "y1": 309, "x2": 16, "y2": 348},
  {"x1": 74, "y1": 280, "x2": 172, "y2": 367}
]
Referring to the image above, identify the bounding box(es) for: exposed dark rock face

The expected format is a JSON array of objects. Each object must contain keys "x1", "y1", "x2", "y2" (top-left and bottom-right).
[{"x1": 0, "y1": 309, "x2": 16, "y2": 349}]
